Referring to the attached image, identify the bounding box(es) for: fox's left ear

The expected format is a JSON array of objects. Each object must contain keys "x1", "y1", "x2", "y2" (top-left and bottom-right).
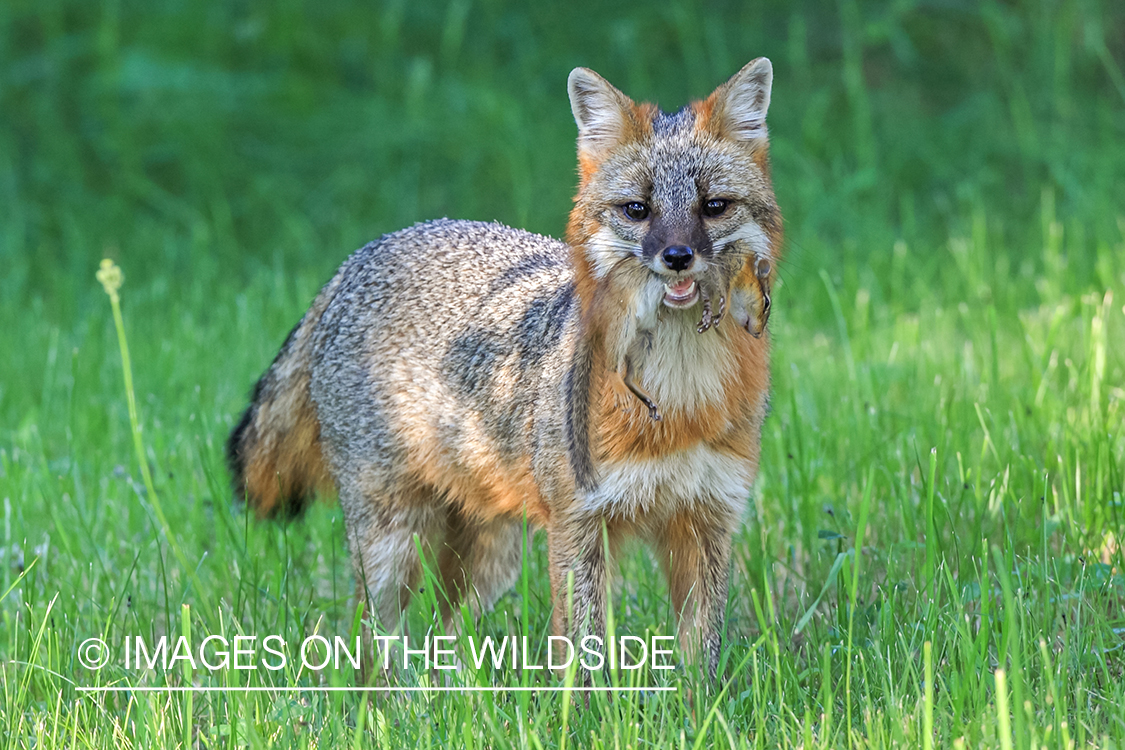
[
  {"x1": 568, "y1": 67, "x2": 639, "y2": 160},
  {"x1": 706, "y1": 57, "x2": 773, "y2": 147}
]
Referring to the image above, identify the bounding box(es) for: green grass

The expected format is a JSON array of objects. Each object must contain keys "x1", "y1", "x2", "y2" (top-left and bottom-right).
[{"x1": 2, "y1": 0, "x2": 1124, "y2": 747}]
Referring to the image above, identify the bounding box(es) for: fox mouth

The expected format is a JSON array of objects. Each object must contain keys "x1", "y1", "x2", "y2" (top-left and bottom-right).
[{"x1": 662, "y1": 277, "x2": 699, "y2": 308}]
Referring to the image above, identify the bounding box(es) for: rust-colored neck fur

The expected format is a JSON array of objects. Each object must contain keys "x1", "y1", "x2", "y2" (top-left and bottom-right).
[{"x1": 563, "y1": 202, "x2": 772, "y2": 471}]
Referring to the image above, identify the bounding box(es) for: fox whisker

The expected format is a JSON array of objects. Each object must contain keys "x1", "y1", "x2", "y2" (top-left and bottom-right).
[{"x1": 591, "y1": 239, "x2": 644, "y2": 256}]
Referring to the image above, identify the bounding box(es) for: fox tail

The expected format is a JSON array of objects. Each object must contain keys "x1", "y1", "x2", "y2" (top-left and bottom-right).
[{"x1": 225, "y1": 285, "x2": 337, "y2": 519}]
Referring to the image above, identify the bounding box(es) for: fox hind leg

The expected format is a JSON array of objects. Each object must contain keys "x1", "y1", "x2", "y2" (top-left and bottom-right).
[
  {"x1": 348, "y1": 505, "x2": 441, "y2": 630},
  {"x1": 546, "y1": 515, "x2": 627, "y2": 680},
  {"x1": 340, "y1": 478, "x2": 444, "y2": 678},
  {"x1": 436, "y1": 510, "x2": 523, "y2": 627}
]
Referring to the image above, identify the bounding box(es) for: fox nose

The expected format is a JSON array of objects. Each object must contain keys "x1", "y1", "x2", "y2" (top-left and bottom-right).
[{"x1": 661, "y1": 245, "x2": 694, "y2": 272}]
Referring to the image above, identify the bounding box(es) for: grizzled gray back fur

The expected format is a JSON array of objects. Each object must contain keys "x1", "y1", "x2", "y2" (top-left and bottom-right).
[{"x1": 310, "y1": 219, "x2": 577, "y2": 486}]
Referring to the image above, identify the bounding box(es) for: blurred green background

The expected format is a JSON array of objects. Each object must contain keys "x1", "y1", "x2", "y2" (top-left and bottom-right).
[{"x1": 4, "y1": 0, "x2": 1123, "y2": 303}]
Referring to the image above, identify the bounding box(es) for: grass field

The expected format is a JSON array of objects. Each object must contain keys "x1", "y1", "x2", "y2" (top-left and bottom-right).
[{"x1": 2, "y1": 0, "x2": 1124, "y2": 747}]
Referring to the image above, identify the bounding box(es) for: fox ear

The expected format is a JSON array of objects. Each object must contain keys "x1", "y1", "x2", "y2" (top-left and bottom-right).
[
  {"x1": 568, "y1": 67, "x2": 637, "y2": 159},
  {"x1": 707, "y1": 57, "x2": 773, "y2": 146}
]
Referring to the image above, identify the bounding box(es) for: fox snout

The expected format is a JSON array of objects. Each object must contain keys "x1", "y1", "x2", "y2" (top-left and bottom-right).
[
  {"x1": 654, "y1": 244, "x2": 700, "y2": 307},
  {"x1": 660, "y1": 245, "x2": 693, "y2": 271},
  {"x1": 643, "y1": 211, "x2": 712, "y2": 275},
  {"x1": 646, "y1": 223, "x2": 714, "y2": 309}
]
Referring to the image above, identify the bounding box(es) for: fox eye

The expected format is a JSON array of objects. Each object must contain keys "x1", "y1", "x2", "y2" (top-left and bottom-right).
[
  {"x1": 702, "y1": 198, "x2": 730, "y2": 218},
  {"x1": 621, "y1": 202, "x2": 650, "y2": 221}
]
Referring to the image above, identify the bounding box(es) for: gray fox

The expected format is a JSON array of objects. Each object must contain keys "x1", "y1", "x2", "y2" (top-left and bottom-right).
[{"x1": 227, "y1": 58, "x2": 781, "y2": 678}]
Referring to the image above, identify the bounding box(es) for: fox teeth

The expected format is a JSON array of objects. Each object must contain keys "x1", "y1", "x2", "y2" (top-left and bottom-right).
[{"x1": 663, "y1": 280, "x2": 697, "y2": 300}]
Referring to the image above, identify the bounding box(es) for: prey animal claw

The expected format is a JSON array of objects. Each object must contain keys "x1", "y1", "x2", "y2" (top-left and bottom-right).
[{"x1": 696, "y1": 280, "x2": 727, "y2": 334}]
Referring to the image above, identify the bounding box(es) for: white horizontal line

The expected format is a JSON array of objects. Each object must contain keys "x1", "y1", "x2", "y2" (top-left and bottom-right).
[{"x1": 77, "y1": 686, "x2": 675, "y2": 693}]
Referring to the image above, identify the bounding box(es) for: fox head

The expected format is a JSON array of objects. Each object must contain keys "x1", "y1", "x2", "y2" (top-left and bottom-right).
[{"x1": 564, "y1": 59, "x2": 782, "y2": 340}]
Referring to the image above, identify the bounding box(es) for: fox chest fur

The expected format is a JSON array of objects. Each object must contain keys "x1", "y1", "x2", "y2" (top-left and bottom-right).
[{"x1": 579, "y1": 313, "x2": 770, "y2": 519}]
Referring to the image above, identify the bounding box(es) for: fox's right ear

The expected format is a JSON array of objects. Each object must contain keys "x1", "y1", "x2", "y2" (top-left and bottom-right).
[
  {"x1": 706, "y1": 57, "x2": 773, "y2": 148},
  {"x1": 568, "y1": 68, "x2": 637, "y2": 160}
]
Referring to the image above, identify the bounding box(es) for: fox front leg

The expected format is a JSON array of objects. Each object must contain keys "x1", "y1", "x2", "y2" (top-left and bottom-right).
[
  {"x1": 655, "y1": 510, "x2": 734, "y2": 680},
  {"x1": 547, "y1": 516, "x2": 611, "y2": 685}
]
